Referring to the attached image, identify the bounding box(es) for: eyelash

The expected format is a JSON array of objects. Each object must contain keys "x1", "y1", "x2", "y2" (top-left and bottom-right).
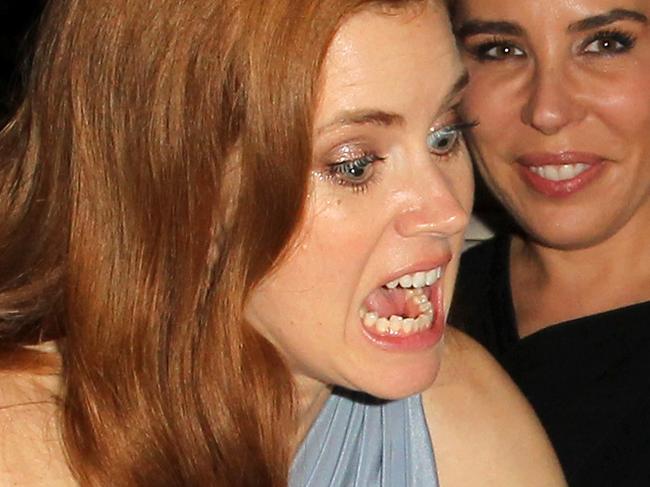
[
  {"x1": 323, "y1": 153, "x2": 387, "y2": 194},
  {"x1": 466, "y1": 28, "x2": 637, "y2": 62},
  {"x1": 319, "y1": 119, "x2": 476, "y2": 194},
  {"x1": 467, "y1": 36, "x2": 525, "y2": 62},
  {"x1": 581, "y1": 29, "x2": 636, "y2": 55}
]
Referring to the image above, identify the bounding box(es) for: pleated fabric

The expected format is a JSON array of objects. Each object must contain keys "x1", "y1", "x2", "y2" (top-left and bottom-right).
[{"x1": 290, "y1": 388, "x2": 438, "y2": 487}]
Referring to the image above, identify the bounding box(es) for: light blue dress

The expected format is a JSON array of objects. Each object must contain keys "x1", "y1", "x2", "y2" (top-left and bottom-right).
[{"x1": 290, "y1": 388, "x2": 439, "y2": 487}]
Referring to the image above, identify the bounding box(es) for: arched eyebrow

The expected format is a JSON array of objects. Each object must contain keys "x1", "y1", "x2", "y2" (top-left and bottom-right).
[
  {"x1": 454, "y1": 20, "x2": 524, "y2": 40},
  {"x1": 316, "y1": 70, "x2": 469, "y2": 136},
  {"x1": 568, "y1": 8, "x2": 648, "y2": 32}
]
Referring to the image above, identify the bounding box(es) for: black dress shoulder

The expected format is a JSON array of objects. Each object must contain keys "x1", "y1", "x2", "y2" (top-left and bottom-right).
[{"x1": 449, "y1": 236, "x2": 650, "y2": 486}]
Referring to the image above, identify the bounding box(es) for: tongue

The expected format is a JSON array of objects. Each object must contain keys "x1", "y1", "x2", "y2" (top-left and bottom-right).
[{"x1": 363, "y1": 287, "x2": 425, "y2": 319}]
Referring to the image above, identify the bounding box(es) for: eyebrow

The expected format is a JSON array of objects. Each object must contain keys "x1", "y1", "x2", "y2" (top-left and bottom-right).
[
  {"x1": 568, "y1": 9, "x2": 648, "y2": 32},
  {"x1": 454, "y1": 20, "x2": 524, "y2": 40},
  {"x1": 317, "y1": 70, "x2": 470, "y2": 136}
]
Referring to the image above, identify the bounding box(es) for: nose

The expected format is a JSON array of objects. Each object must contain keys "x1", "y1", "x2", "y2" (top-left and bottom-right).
[
  {"x1": 393, "y1": 169, "x2": 470, "y2": 239},
  {"x1": 520, "y1": 64, "x2": 586, "y2": 135}
]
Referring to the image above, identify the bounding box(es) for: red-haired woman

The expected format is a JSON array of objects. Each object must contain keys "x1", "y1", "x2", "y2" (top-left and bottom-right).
[{"x1": 0, "y1": 1, "x2": 563, "y2": 485}]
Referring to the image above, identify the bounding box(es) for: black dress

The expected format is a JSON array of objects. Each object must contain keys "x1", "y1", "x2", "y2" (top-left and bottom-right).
[{"x1": 449, "y1": 235, "x2": 650, "y2": 486}]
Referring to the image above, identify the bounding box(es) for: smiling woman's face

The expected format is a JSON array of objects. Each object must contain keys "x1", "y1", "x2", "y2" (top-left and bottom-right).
[
  {"x1": 455, "y1": 0, "x2": 650, "y2": 249},
  {"x1": 245, "y1": 3, "x2": 473, "y2": 400}
]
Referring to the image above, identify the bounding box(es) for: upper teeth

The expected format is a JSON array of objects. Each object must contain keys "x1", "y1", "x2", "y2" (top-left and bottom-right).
[
  {"x1": 385, "y1": 267, "x2": 441, "y2": 290},
  {"x1": 529, "y1": 163, "x2": 589, "y2": 181}
]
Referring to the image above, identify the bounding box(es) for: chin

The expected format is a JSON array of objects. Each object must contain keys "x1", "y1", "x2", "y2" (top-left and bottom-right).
[
  {"x1": 520, "y1": 219, "x2": 619, "y2": 251},
  {"x1": 348, "y1": 354, "x2": 443, "y2": 401}
]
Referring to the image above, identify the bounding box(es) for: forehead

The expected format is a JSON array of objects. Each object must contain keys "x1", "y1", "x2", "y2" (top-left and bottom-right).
[
  {"x1": 316, "y1": 4, "x2": 463, "y2": 124},
  {"x1": 457, "y1": 0, "x2": 649, "y2": 22}
]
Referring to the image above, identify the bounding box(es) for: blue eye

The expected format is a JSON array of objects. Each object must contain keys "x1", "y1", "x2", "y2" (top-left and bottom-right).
[
  {"x1": 329, "y1": 153, "x2": 383, "y2": 188},
  {"x1": 426, "y1": 126, "x2": 461, "y2": 155}
]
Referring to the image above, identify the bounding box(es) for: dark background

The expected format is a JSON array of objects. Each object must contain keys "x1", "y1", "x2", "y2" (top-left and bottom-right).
[{"x1": 0, "y1": 0, "x2": 46, "y2": 123}]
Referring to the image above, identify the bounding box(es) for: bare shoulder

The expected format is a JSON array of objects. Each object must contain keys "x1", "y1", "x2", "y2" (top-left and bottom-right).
[
  {"x1": 423, "y1": 328, "x2": 566, "y2": 487},
  {"x1": 0, "y1": 369, "x2": 75, "y2": 486}
]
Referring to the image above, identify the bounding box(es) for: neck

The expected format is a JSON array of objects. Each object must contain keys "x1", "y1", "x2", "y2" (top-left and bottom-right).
[
  {"x1": 291, "y1": 374, "x2": 332, "y2": 453},
  {"x1": 510, "y1": 207, "x2": 650, "y2": 335}
]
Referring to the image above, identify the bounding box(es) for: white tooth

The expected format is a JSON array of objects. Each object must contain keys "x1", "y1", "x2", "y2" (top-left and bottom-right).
[
  {"x1": 360, "y1": 307, "x2": 367, "y2": 319},
  {"x1": 389, "y1": 315, "x2": 403, "y2": 334},
  {"x1": 415, "y1": 294, "x2": 428, "y2": 305},
  {"x1": 386, "y1": 279, "x2": 399, "y2": 289},
  {"x1": 414, "y1": 315, "x2": 425, "y2": 331},
  {"x1": 412, "y1": 272, "x2": 426, "y2": 288},
  {"x1": 399, "y1": 274, "x2": 413, "y2": 288},
  {"x1": 419, "y1": 313, "x2": 433, "y2": 329},
  {"x1": 376, "y1": 318, "x2": 389, "y2": 333},
  {"x1": 363, "y1": 311, "x2": 378, "y2": 327},
  {"x1": 531, "y1": 166, "x2": 543, "y2": 176},
  {"x1": 420, "y1": 301, "x2": 433, "y2": 314},
  {"x1": 403, "y1": 318, "x2": 415, "y2": 334},
  {"x1": 425, "y1": 269, "x2": 437, "y2": 286},
  {"x1": 435, "y1": 267, "x2": 442, "y2": 280},
  {"x1": 558, "y1": 164, "x2": 576, "y2": 180},
  {"x1": 576, "y1": 163, "x2": 589, "y2": 175},
  {"x1": 542, "y1": 165, "x2": 561, "y2": 181}
]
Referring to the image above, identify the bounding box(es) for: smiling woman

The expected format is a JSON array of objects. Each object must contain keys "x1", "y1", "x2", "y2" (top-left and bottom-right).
[
  {"x1": 0, "y1": 0, "x2": 564, "y2": 485},
  {"x1": 449, "y1": 0, "x2": 650, "y2": 485}
]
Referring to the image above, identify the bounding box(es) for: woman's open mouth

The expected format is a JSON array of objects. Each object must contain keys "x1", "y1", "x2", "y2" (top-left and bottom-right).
[{"x1": 359, "y1": 266, "x2": 446, "y2": 350}]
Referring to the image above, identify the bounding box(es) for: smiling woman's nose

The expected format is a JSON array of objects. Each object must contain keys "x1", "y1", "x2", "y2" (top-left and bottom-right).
[
  {"x1": 521, "y1": 66, "x2": 587, "y2": 135},
  {"x1": 393, "y1": 187, "x2": 470, "y2": 238}
]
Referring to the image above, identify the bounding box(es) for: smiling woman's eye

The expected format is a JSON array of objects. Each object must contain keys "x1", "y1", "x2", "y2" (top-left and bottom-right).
[
  {"x1": 467, "y1": 38, "x2": 526, "y2": 61},
  {"x1": 581, "y1": 30, "x2": 636, "y2": 55}
]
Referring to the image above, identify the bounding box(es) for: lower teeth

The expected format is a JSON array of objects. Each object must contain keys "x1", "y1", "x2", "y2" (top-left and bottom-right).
[{"x1": 360, "y1": 288, "x2": 435, "y2": 336}]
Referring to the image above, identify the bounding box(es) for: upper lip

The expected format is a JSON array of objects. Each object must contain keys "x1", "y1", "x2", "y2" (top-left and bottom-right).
[
  {"x1": 516, "y1": 151, "x2": 605, "y2": 167},
  {"x1": 377, "y1": 255, "x2": 452, "y2": 289}
]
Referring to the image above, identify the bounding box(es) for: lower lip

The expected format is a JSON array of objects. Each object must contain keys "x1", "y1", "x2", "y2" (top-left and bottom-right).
[
  {"x1": 360, "y1": 284, "x2": 445, "y2": 352},
  {"x1": 518, "y1": 162, "x2": 605, "y2": 197}
]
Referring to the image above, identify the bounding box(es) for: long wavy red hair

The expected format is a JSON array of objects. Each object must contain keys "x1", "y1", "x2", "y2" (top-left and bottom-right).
[{"x1": 0, "y1": 0, "x2": 428, "y2": 484}]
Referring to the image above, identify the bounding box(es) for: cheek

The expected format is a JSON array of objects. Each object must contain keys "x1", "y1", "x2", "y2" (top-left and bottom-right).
[
  {"x1": 463, "y1": 72, "x2": 520, "y2": 152},
  {"x1": 590, "y1": 76, "x2": 650, "y2": 147},
  {"x1": 259, "y1": 198, "x2": 376, "y2": 312}
]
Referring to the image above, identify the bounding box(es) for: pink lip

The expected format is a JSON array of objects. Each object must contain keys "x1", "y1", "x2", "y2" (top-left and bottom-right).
[
  {"x1": 361, "y1": 275, "x2": 446, "y2": 353},
  {"x1": 377, "y1": 255, "x2": 452, "y2": 289},
  {"x1": 516, "y1": 151, "x2": 606, "y2": 197}
]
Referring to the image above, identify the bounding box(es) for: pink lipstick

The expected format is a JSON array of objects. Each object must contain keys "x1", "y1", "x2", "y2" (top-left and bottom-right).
[{"x1": 516, "y1": 151, "x2": 606, "y2": 197}]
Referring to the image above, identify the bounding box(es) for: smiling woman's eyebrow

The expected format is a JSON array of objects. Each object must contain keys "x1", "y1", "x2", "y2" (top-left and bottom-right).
[
  {"x1": 454, "y1": 20, "x2": 524, "y2": 40},
  {"x1": 568, "y1": 8, "x2": 648, "y2": 32}
]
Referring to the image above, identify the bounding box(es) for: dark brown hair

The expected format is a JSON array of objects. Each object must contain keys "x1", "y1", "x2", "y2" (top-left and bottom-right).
[{"x1": 0, "y1": 0, "x2": 429, "y2": 484}]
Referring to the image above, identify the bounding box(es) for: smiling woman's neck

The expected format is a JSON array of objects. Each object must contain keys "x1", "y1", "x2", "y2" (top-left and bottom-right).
[{"x1": 510, "y1": 216, "x2": 650, "y2": 336}]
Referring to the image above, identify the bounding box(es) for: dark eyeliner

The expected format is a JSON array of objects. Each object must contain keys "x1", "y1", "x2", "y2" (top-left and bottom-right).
[
  {"x1": 582, "y1": 29, "x2": 636, "y2": 54},
  {"x1": 465, "y1": 36, "x2": 523, "y2": 62}
]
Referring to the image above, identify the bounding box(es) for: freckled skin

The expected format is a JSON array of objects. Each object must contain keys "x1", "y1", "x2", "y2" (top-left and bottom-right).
[
  {"x1": 456, "y1": 0, "x2": 650, "y2": 250},
  {"x1": 245, "y1": 4, "x2": 472, "y2": 408}
]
